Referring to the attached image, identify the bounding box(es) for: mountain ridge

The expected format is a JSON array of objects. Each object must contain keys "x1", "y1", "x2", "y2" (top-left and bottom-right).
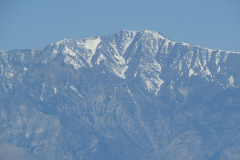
[
  {"x1": 1, "y1": 30, "x2": 239, "y2": 94},
  {"x1": 0, "y1": 30, "x2": 240, "y2": 159}
]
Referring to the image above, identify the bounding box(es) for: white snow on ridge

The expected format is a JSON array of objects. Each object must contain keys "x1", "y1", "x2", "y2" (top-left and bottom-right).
[
  {"x1": 113, "y1": 53, "x2": 126, "y2": 66},
  {"x1": 140, "y1": 60, "x2": 164, "y2": 95},
  {"x1": 118, "y1": 31, "x2": 136, "y2": 55},
  {"x1": 177, "y1": 60, "x2": 182, "y2": 72},
  {"x1": 185, "y1": 51, "x2": 194, "y2": 68},
  {"x1": 142, "y1": 77, "x2": 164, "y2": 95},
  {"x1": 163, "y1": 41, "x2": 176, "y2": 53},
  {"x1": 110, "y1": 65, "x2": 128, "y2": 79},
  {"x1": 154, "y1": 78, "x2": 164, "y2": 95},
  {"x1": 53, "y1": 49, "x2": 58, "y2": 54},
  {"x1": 143, "y1": 30, "x2": 168, "y2": 41},
  {"x1": 59, "y1": 37, "x2": 101, "y2": 68},
  {"x1": 215, "y1": 51, "x2": 220, "y2": 66},
  {"x1": 63, "y1": 46, "x2": 76, "y2": 57},
  {"x1": 207, "y1": 48, "x2": 215, "y2": 52},
  {"x1": 181, "y1": 42, "x2": 190, "y2": 46},
  {"x1": 207, "y1": 49, "x2": 213, "y2": 62},
  {"x1": 109, "y1": 42, "x2": 127, "y2": 66},
  {"x1": 193, "y1": 57, "x2": 203, "y2": 72},
  {"x1": 80, "y1": 37, "x2": 101, "y2": 67},
  {"x1": 201, "y1": 50, "x2": 207, "y2": 67},
  {"x1": 82, "y1": 37, "x2": 101, "y2": 55},
  {"x1": 223, "y1": 52, "x2": 229, "y2": 62},
  {"x1": 64, "y1": 55, "x2": 83, "y2": 69}
]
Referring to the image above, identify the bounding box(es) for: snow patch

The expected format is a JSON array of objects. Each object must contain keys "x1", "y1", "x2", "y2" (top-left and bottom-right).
[
  {"x1": 111, "y1": 65, "x2": 128, "y2": 79},
  {"x1": 76, "y1": 37, "x2": 101, "y2": 56},
  {"x1": 143, "y1": 30, "x2": 168, "y2": 41},
  {"x1": 118, "y1": 31, "x2": 136, "y2": 55},
  {"x1": 96, "y1": 54, "x2": 106, "y2": 65},
  {"x1": 40, "y1": 83, "x2": 45, "y2": 101},
  {"x1": 127, "y1": 57, "x2": 132, "y2": 64},
  {"x1": 178, "y1": 61, "x2": 182, "y2": 71},
  {"x1": 202, "y1": 67, "x2": 211, "y2": 77},
  {"x1": 40, "y1": 96, "x2": 43, "y2": 101},
  {"x1": 134, "y1": 72, "x2": 137, "y2": 78},
  {"x1": 113, "y1": 52, "x2": 126, "y2": 66},
  {"x1": 70, "y1": 86, "x2": 85, "y2": 99},
  {"x1": 217, "y1": 66, "x2": 221, "y2": 73},
  {"x1": 228, "y1": 75, "x2": 234, "y2": 87},
  {"x1": 5, "y1": 71, "x2": 14, "y2": 78},
  {"x1": 63, "y1": 46, "x2": 76, "y2": 57},
  {"x1": 223, "y1": 52, "x2": 228, "y2": 62},
  {"x1": 193, "y1": 56, "x2": 203, "y2": 72},
  {"x1": 8, "y1": 83, "x2": 12, "y2": 89},
  {"x1": 207, "y1": 49, "x2": 213, "y2": 62},
  {"x1": 2, "y1": 83, "x2": 8, "y2": 91},
  {"x1": 215, "y1": 51, "x2": 220, "y2": 66},
  {"x1": 144, "y1": 78, "x2": 164, "y2": 95},
  {"x1": 0, "y1": 65, "x2": 3, "y2": 76},
  {"x1": 127, "y1": 88, "x2": 132, "y2": 96},
  {"x1": 169, "y1": 80, "x2": 174, "y2": 90},
  {"x1": 178, "y1": 87, "x2": 189, "y2": 98},
  {"x1": 202, "y1": 58, "x2": 207, "y2": 67},
  {"x1": 140, "y1": 60, "x2": 164, "y2": 95},
  {"x1": 83, "y1": 37, "x2": 101, "y2": 54},
  {"x1": 35, "y1": 126, "x2": 45, "y2": 134},
  {"x1": 182, "y1": 42, "x2": 190, "y2": 46},
  {"x1": 53, "y1": 87, "x2": 57, "y2": 94},
  {"x1": 53, "y1": 49, "x2": 58, "y2": 54},
  {"x1": 64, "y1": 55, "x2": 83, "y2": 69},
  {"x1": 186, "y1": 51, "x2": 194, "y2": 68},
  {"x1": 189, "y1": 68, "x2": 195, "y2": 77}
]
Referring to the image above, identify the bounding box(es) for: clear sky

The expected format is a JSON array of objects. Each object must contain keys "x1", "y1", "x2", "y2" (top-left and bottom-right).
[{"x1": 1, "y1": 0, "x2": 240, "y2": 52}]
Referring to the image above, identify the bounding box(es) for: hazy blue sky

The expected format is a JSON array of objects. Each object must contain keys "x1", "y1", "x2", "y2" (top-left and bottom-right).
[{"x1": 1, "y1": 0, "x2": 240, "y2": 51}]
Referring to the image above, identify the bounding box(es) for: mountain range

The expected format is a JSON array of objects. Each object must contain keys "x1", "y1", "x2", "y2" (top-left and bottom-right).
[{"x1": 0, "y1": 30, "x2": 240, "y2": 159}]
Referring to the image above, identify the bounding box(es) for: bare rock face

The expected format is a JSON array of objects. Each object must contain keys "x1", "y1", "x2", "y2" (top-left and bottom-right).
[{"x1": 0, "y1": 30, "x2": 240, "y2": 159}]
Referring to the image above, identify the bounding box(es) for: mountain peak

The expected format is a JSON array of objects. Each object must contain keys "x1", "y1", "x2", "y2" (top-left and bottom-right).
[
  {"x1": 1, "y1": 30, "x2": 240, "y2": 160},
  {"x1": 117, "y1": 30, "x2": 171, "y2": 41},
  {"x1": 142, "y1": 30, "x2": 169, "y2": 39}
]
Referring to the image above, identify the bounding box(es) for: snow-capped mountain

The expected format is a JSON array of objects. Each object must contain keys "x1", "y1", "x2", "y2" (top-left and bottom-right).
[{"x1": 0, "y1": 30, "x2": 240, "y2": 159}]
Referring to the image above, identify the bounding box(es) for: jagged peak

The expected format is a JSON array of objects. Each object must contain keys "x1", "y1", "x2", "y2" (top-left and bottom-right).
[
  {"x1": 141, "y1": 30, "x2": 169, "y2": 40},
  {"x1": 118, "y1": 30, "x2": 137, "y2": 34},
  {"x1": 115, "y1": 30, "x2": 171, "y2": 41},
  {"x1": 51, "y1": 39, "x2": 73, "y2": 46}
]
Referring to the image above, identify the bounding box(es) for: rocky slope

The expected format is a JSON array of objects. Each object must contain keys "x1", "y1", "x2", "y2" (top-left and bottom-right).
[{"x1": 0, "y1": 30, "x2": 240, "y2": 159}]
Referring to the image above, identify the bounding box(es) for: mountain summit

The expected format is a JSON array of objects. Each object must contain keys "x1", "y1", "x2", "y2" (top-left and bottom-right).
[{"x1": 0, "y1": 30, "x2": 240, "y2": 159}]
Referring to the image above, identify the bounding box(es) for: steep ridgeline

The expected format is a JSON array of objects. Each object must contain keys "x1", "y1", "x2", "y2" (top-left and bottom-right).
[{"x1": 0, "y1": 30, "x2": 240, "y2": 160}]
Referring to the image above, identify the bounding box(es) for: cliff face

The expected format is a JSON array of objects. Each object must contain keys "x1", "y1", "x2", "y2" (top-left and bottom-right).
[{"x1": 1, "y1": 30, "x2": 240, "y2": 159}]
